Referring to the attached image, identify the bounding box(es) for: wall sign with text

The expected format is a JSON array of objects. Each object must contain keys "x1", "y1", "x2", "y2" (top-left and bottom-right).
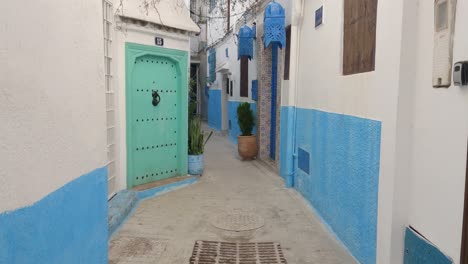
[
  {"x1": 155, "y1": 37, "x2": 164, "y2": 46},
  {"x1": 315, "y1": 6, "x2": 323, "y2": 28}
]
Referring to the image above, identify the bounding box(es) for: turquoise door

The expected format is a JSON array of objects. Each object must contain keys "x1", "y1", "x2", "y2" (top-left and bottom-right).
[{"x1": 126, "y1": 43, "x2": 188, "y2": 188}]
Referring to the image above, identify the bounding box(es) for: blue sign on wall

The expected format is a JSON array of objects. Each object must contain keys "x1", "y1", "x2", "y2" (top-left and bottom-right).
[{"x1": 315, "y1": 6, "x2": 323, "y2": 28}]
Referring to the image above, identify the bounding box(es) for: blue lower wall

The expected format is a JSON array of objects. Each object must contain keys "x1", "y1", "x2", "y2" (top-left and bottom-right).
[
  {"x1": 404, "y1": 227, "x2": 453, "y2": 264},
  {"x1": 207, "y1": 89, "x2": 222, "y2": 131},
  {"x1": 228, "y1": 101, "x2": 257, "y2": 144},
  {"x1": 280, "y1": 106, "x2": 381, "y2": 264},
  {"x1": 0, "y1": 167, "x2": 108, "y2": 264},
  {"x1": 279, "y1": 106, "x2": 295, "y2": 181}
]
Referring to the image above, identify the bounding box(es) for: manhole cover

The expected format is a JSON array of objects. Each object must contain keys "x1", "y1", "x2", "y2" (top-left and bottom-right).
[
  {"x1": 190, "y1": 241, "x2": 287, "y2": 264},
  {"x1": 212, "y1": 209, "x2": 265, "y2": 232},
  {"x1": 109, "y1": 236, "x2": 167, "y2": 263}
]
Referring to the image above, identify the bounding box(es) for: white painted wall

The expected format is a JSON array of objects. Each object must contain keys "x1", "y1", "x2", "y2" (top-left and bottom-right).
[
  {"x1": 406, "y1": 1, "x2": 468, "y2": 262},
  {"x1": 116, "y1": 0, "x2": 199, "y2": 33},
  {"x1": 112, "y1": 3, "x2": 193, "y2": 192},
  {"x1": 292, "y1": 0, "x2": 468, "y2": 263},
  {"x1": 0, "y1": 0, "x2": 107, "y2": 211}
]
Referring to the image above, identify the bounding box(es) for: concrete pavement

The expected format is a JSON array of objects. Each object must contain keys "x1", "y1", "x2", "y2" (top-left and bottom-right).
[{"x1": 109, "y1": 130, "x2": 357, "y2": 264}]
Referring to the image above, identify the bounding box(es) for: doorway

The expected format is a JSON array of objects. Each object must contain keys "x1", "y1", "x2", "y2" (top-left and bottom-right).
[
  {"x1": 221, "y1": 74, "x2": 230, "y2": 131},
  {"x1": 125, "y1": 43, "x2": 188, "y2": 188}
]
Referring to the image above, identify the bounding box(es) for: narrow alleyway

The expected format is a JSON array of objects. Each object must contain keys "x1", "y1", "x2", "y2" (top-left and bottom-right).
[{"x1": 109, "y1": 130, "x2": 356, "y2": 264}]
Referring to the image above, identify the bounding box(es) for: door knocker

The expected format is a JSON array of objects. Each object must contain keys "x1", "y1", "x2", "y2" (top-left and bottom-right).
[{"x1": 152, "y1": 90, "x2": 161, "y2": 106}]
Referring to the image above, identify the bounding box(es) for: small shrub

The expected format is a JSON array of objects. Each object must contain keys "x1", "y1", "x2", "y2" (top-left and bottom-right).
[
  {"x1": 188, "y1": 116, "x2": 213, "y2": 155},
  {"x1": 237, "y1": 102, "x2": 255, "y2": 136}
]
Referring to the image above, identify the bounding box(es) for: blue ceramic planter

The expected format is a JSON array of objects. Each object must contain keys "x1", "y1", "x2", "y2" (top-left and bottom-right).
[{"x1": 188, "y1": 155, "x2": 204, "y2": 175}]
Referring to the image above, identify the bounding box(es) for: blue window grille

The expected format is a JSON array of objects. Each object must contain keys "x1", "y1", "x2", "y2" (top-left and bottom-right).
[
  {"x1": 264, "y1": 1, "x2": 286, "y2": 48},
  {"x1": 251, "y1": 80, "x2": 258, "y2": 101},
  {"x1": 237, "y1": 25, "x2": 254, "y2": 60},
  {"x1": 208, "y1": 49, "x2": 216, "y2": 83}
]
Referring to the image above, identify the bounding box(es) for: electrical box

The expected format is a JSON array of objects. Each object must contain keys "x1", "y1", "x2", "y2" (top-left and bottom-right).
[
  {"x1": 454, "y1": 61, "x2": 468, "y2": 86},
  {"x1": 432, "y1": 0, "x2": 457, "y2": 88}
]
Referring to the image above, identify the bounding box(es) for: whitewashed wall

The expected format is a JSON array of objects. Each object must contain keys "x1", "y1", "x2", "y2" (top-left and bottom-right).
[
  {"x1": 0, "y1": 0, "x2": 107, "y2": 211},
  {"x1": 292, "y1": 0, "x2": 468, "y2": 263},
  {"x1": 406, "y1": 0, "x2": 468, "y2": 262}
]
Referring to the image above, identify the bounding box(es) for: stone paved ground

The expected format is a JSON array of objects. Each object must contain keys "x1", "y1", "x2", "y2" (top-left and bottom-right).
[{"x1": 109, "y1": 131, "x2": 357, "y2": 264}]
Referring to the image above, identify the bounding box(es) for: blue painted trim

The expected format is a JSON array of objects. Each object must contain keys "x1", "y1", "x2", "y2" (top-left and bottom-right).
[
  {"x1": 0, "y1": 167, "x2": 108, "y2": 264},
  {"x1": 207, "y1": 89, "x2": 222, "y2": 131},
  {"x1": 228, "y1": 101, "x2": 257, "y2": 144},
  {"x1": 270, "y1": 43, "x2": 278, "y2": 160},
  {"x1": 404, "y1": 227, "x2": 453, "y2": 264},
  {"x1": 109, "y1": 177, "x2": 198, "y2": 238},
  {"x1": 137, "y1": 177, "x2": 197, "y2": 200}
]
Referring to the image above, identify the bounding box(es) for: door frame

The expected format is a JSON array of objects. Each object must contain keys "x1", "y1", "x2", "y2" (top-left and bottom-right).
[{"x1": 125, "y1": 42, "x2": 188, "y2": 188}]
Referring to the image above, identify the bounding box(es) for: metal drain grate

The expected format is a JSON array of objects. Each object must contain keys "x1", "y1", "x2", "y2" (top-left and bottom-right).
[{"x1": 189, "y1": 241, "x2": 287, "y2": 264}]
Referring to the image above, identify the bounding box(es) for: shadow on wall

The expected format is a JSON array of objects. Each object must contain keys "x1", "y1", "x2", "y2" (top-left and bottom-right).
[
  {"x1": 207, "y1": 89, "x2": 222, "y2": 131},
  {"x1": 228, "y1": 101, "x2": 257, "y2": 144},
  {"x1": 0, "y1": 167, "x2": 108, "y2": 264},
  {"x1": 280, "y1": 107, "x2": 381, "y2": 264}
]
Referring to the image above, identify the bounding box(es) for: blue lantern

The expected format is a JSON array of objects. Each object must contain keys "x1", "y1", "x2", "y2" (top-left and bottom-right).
[
  {"x1": 264, "y1": 0, "x2": 286, "y2": 48},
  {"x1": 237, "y1": 24, "x2": 254, "y2": 60}
]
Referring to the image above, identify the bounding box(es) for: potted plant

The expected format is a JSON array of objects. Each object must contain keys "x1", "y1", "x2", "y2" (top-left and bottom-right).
[
  {"x1": 237, "y1": 102, "x2": 257, "y2": 160},
  {"x1": 188, "y1": 116, "x2": 213, "y2": 175}
]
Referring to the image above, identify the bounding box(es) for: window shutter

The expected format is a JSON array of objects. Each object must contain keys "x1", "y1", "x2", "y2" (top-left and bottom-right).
[
  {"x1": 284, "y1": 25, "x2": 291, "y2": 80},
  {"x1": 208, "y1": 50, "x2": 216, "y2": 82},
  {"x1": 240, "y1": 57, "x2": 249, "y2": 97},
  {"x1": 343, "y1": 0, "x2": 378, "y2": 75}
]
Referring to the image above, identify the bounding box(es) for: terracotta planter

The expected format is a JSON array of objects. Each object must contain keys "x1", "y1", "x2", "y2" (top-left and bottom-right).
[{"x1": 237, "y1": 135, "x2": 258, "y2": 160}]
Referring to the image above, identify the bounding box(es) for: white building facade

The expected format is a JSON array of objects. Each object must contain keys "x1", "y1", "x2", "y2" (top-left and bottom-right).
[
  {"x1": 280, "y1": 0, "x2": 468, "y2": 264},
  {"x1": 0, "y1": 0, "x2": 198, "y2": 262},
  {"x1": 0, "y1": 0, "x2": 109, "y2": 262}
]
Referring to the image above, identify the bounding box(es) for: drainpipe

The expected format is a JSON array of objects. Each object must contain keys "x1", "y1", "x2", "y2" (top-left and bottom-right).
[{"x1": 285, "y1": 0, "x2": 304, "y2": 188}]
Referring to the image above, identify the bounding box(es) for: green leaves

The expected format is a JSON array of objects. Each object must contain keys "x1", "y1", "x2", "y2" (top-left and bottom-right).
[
  {"x1": 188, "y1": 116, "x2": 213, "y2": 155},
  {"x1": 237, "y1": 102, "x2": 255, "y2": 136}
]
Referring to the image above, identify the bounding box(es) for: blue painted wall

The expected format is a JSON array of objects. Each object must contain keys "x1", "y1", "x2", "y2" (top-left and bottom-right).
[
  {"x1": 279, "y1": 106, "x2": 295, "y2": 181},
  {"x1": 404, "y1": 227, "x2": 453, "y2": 264},
  {"x1": 280, "y1": 106, "x2": 381, "y2": 264},
  {"x1": 0, "y1": 167, "x2": 108, "y2": 264},
  {"x1": 207, "y1": 89, "x2": 222, "y2": 131},
  {"x1": 227, "y1": 101, "x2": 257, "y2": 144}
]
